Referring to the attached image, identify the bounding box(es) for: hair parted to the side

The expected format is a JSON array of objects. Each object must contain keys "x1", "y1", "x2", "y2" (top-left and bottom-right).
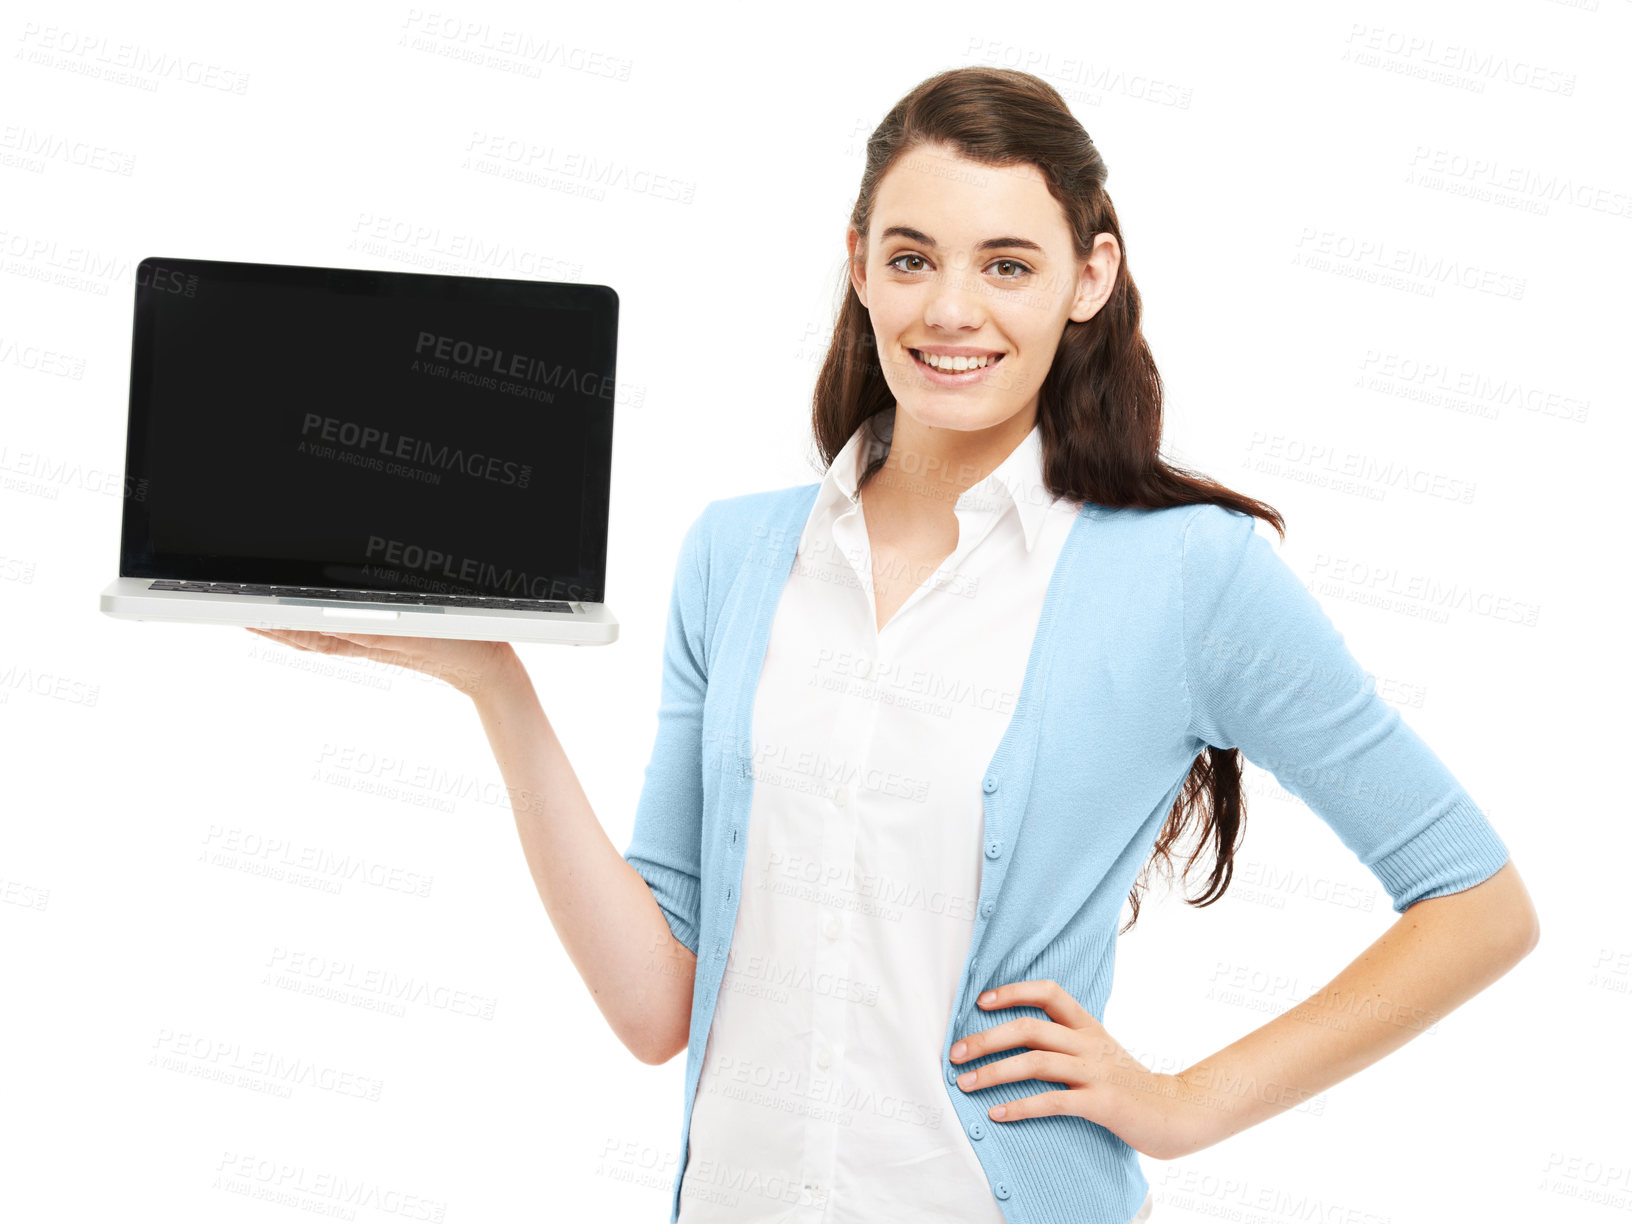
[{"x1": 812, "y1": 65, "x2": 1287, "y2": 933}]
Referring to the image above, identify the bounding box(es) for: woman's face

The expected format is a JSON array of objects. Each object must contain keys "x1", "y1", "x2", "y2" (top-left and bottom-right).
[{"x1": 847, "y1": 141, "x2": 1118, "y2": 436}]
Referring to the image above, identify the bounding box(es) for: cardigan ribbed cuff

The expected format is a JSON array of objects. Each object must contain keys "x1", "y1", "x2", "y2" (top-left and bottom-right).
[
  {"x1": 1366, "y1": 791, "x2": 1511, "y2": 914},
  {"x1": 625, "y1": 853, "x2": 702, "y2": 955}
]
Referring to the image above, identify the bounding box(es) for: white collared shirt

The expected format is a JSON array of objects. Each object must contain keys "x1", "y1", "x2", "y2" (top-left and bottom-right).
[{"x1": 678, "y1": 405, "x2": 1086, "y2": 1222}]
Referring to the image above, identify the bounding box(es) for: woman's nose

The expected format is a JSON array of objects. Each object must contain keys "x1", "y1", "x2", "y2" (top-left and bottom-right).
[{"x1": 921, "y1": 267, "x2": 988, "y2": 330}]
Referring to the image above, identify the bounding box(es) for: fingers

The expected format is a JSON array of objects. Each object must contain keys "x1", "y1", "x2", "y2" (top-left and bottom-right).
[
  {"x1": 243, "y1": 626, "x2": 373, "y2": 655},
  {"x1": 322, "y1": 631, "x2": 399, "y2": 648},
  {"x1": 320, "y1": 631, "x2": 401, "y2": 653},
  {"x1": 951, "y1": 1014, "x2": 1077, "y2": 1066},
  {"x1": 951, "y1": 980, "x2": 1095, "y2": 1066},
  {"x1": 948, "y1": 981, "x2": 1134, "y2": 1129},
  {"x1": 242, "y1": 626, "x2": 478, "y2": 691},
  {"x1": 981, "y1": 1088, "x2": 1082, "y2": 1122},
  {"x1": 976, "y1": 978, "x2": 1095, "y2": 1029},
  {"x1": 245, "y1": 626, "x2": 304, "y2": 647},
  {"x1": 247, "y1": 626, "x2": 408, "y2": 651},
  {"x1": 955, "y1": 1047, "x2": 1080, "y2": 1097}
]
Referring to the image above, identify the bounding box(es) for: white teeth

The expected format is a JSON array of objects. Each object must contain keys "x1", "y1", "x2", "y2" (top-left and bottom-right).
[{"x1": 915, "y1": 350, "x2": 999, "y2": 372}]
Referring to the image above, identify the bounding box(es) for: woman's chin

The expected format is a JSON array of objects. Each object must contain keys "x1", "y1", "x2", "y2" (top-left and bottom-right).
[{"x1": 892, "y1": 396, "x2": 1012, "y2": 434}]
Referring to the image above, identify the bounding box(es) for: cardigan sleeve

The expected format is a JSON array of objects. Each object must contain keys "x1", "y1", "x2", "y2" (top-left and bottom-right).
[
  {"x1": 1180, "y1": 503, "x2": 1510, "y2": 913},
  {"x1": 621, "y1": 503, "x2": 711, "y2": 956}
]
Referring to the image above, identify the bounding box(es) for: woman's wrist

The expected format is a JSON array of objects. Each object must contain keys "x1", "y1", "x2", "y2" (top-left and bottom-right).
[
  {"x1": 1147, "y1": 1063, "x2": 1255, "y2": 1159},
  {"x1": 459, "y1": 641, "x2": 525, "y2": 702},
  {"x1": 1101, "y1": 1065, "x2": 1241, "y2": 1162}
]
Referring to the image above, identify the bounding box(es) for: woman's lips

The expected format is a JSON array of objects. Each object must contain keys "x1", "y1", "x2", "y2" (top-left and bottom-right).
[{"x1": 909, "y1": 348, "x2": 1006, "y2": 386}]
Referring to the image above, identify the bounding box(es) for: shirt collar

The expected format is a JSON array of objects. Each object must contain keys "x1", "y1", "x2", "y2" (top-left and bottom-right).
[{"x1": 819, "y1": 405, "x2": 1057, "y2": 552}]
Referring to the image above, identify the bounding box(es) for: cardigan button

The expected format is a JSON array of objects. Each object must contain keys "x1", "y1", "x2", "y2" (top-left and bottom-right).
[
  {"x1": 946, "y1": 1063, "x2": 959, "y2": 1084},
  {"x1": 994, "y1": 1181, "x2": 1011, "y2": 1200},
  {"x1": 980, "y1": 899, "x2": 995, "y2": 918},
  {"x1": 967, "y1": 1121, "x2": 986, "y2": 1141},
  {"x1": 982, "y1": 775, "x2": 998, "y2": 794},
  {"x1": 984, "y1": 838, "x2": 1003, "y2": 859}
]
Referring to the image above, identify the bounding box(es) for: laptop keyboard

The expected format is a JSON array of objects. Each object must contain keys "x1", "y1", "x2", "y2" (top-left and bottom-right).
[{"x1": 143, "y1": 579, "x2": 574, "y2": 613}]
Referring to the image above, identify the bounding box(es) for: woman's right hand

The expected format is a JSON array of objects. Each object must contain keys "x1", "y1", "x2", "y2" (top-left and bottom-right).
[{"x1": 244, "y1": 626, "x2": 515, "y2": 699}]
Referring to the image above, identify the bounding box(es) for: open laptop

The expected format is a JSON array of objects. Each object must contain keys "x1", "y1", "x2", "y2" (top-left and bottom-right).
[{"x1": 99, "y1": 256, "x2": 619, "y2": 645}]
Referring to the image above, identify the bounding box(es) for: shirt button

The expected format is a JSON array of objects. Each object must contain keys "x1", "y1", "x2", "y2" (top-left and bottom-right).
[
  {"x1": 994, "y1": 1181, "x2": 1011, "y2": 1200},
  {"x1": 967, "y1": 1121, "x2": 986, "y2": 1141},
  {"x1": 980, "y1": 899, "x2": 995, "y2": 918},
  {"x1": 824, "y1": 916, "x2": 842, "y2": 940},
  {"x1": 982, "y1": 775, "x2": 998, "y2": 794},
  {"x1": 985, "y1": 837, "x2": 1003, "y2": 859},
  {"x1": 834, "y1": 788, "x2": 848, "y2": 809},
  {"x1": 816, "y1": 1047, "x2": 834, "y2": 1069}
]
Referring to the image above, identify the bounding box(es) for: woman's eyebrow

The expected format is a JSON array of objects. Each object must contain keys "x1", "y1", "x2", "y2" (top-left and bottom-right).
[{"x1": 881, "y1": 225, "x2": 1045, "y2": 255}]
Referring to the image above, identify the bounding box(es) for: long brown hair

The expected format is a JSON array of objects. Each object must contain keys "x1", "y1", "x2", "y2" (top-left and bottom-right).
[{"x1": 812, "y1": 65, "x2": 1286, "y2": 933}]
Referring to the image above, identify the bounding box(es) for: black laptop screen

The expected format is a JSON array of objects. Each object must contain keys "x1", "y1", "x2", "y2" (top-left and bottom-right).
[{"x1": 119, "y1": 257, "x2": 616, "y2": 603}]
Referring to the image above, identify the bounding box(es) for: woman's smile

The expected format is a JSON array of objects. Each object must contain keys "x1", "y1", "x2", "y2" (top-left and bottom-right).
[{"x1": 908, "y1": 345, "x2": 1007, "y2": 386}]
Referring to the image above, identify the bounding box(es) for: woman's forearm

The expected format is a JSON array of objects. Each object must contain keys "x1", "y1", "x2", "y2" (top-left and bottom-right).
[
  {"x1": 469, "y1": 647, "x2": 697, "y2": 1065},
  {"x1": 1163, "y1": 861, "x2": 1539, "y2": 1157}
]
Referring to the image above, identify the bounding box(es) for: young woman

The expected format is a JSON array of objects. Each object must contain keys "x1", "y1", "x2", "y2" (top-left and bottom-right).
[{"x1": 250, "y1": 67, "x2": 1538, "y2": 1224}]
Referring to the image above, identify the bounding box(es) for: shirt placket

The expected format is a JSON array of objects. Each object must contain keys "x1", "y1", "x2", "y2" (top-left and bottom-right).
[
  {"x1": 792, "y1": 492, "x2": 1005, "y2": 1219},
  {"x1": 793, "y1": 503, "x2": 873, "y2": 1217},
  {"x1": 797, "y1": 701, "x2": 865, "y2": 1216}
]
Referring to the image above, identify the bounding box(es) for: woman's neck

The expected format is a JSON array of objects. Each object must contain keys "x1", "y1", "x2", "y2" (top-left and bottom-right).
[{"x1": 861, "y1": 402, "x2": 1036, "y2": 521}]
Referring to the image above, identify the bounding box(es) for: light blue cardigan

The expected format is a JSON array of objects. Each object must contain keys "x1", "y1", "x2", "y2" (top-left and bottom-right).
[{"x1": 623, "y1": 483, "x2": 1510, "y2": 1224}]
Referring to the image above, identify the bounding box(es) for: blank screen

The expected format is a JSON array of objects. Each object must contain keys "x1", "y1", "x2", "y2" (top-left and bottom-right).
[{"x1": 119, "y1": 257, "x2": 616, "y2": 603}]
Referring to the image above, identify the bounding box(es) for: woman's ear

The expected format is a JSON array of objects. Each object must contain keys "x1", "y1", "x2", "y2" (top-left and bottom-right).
[
  {"x1": 1068, "y1": 232, "x2": 1121, "y2": 324},
  {"x1": 845, "y1": 227, "x2": 869, "y2": 310}
]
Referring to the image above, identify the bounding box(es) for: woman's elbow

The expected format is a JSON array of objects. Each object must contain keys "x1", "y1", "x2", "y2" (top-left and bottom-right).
[
  {"x1": 1497, "y1": 863, "x2": 1541, "y2": 961},
  {"x1": 1482, "y1": 860, "x2": 1541, "y2": 963},
  {"x1": 1511, "y1": 907, "x2": 1541, "y2": 961},
  {"x1": 628, "y1": 1024, "x2": 688, "y2": 1066}
]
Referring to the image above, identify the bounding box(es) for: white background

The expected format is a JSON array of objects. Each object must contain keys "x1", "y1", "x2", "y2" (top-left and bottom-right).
[{"x1": 2, "y1": 0, "x2": 1626, "y2": 1221}]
